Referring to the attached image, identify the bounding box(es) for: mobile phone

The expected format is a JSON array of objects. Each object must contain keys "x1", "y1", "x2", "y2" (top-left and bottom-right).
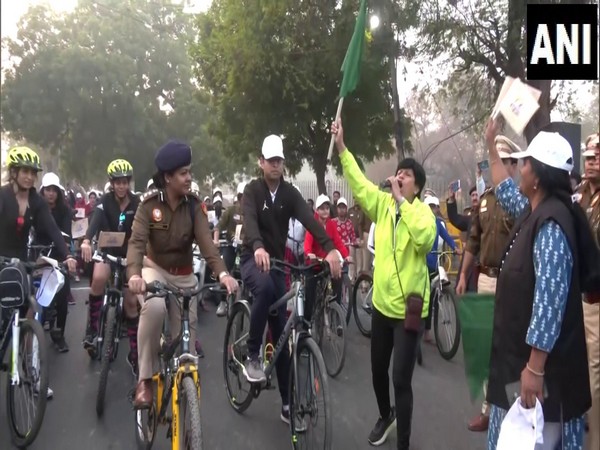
[
  {"x1": 478, "y1": 160, "x2": 490, "y2": 171},
  {"x1": 450, "y1": 180, "x2": 461, "y2": 193},
  {"x1": 505, "y1": 381, "x2": 548, "y2": 406}
]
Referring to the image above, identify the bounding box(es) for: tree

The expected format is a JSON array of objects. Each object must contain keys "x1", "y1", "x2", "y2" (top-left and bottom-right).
[
  {"x1": 1, "y1": 0, "x2": 234, "y2": 187},
  {"x1": 189, "y1": 0, "x2": 412, "y2": 193},
  {"x1": 405, "y1": 0, "x2": 595, "y2": 144}
]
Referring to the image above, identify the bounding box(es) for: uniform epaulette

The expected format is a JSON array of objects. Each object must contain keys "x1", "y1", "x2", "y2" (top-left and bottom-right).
[{"x1": 140, "y1": 189, "x2": 160, "y2": 203}]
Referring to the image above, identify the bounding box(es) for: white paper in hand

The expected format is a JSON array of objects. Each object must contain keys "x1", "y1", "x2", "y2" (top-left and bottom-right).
[
  {"x1": 497, "y1": 397, "x2": 544, "y2": 450},
  {"x1": 499, "y1": 78, "x2": 541, "y2": 136}
]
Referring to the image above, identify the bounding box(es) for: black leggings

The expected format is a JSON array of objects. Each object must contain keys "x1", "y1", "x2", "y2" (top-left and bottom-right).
[
  {"x1": 425, "y1": 268, "x2": 437, "y2": 331},
  {"x1": 371, "y1": 307, "x2": 421, "y2": 450}
]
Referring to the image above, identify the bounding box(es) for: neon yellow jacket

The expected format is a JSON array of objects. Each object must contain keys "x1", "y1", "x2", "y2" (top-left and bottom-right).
[{"x1": 341, "y1": 149, "x2": 436, "y2": 319}]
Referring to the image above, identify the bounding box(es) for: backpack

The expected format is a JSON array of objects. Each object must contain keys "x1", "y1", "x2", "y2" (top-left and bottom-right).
[{"x1": 0, "y1": 262, "x2": 29, "y2": 309}]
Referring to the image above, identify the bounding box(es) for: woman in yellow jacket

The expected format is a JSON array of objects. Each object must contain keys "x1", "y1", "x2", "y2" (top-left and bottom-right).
[{"x1": 332, "y1": 119, "x2": 436, "y2": 450}]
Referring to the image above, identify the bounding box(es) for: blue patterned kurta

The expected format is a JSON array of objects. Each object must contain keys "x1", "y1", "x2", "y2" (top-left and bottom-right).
[{"x1": 487, "y1": 178, "x2": 585, "y2": 450}]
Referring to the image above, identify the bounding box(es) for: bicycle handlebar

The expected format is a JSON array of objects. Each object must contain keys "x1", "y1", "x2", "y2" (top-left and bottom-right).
[
  {"x1": 270, "y1": 258, "x2": 329, "y2": 276},
  {"x1": 145, "y1": 281, "x2": 228, "y2": 299},
  {"x1": 92, "y1": 250, "x2": 127, "y2": 267},
  {"x1": 0, "y1": 255, "x2": 68, "y2": 275}
]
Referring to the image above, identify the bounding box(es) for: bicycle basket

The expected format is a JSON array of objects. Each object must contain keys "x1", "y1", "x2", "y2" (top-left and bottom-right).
[{"x1": 0, "y1": 262, "x2": 29, "y2": 308}]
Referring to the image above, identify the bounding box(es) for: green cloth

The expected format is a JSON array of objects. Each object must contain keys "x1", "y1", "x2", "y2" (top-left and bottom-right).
[
  {"x1": 458, "y1": 293, "x2": 495, "y2": 401},
  {"x1": 339, "y1": 0, "x2": 367, "y2": 98}
]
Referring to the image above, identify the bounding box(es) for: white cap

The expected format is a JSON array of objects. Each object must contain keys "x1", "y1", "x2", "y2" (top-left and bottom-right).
[
  {"x1": 337, "y1": 197, "x2": 348, "y2": 207},
  {"x1": 424, "y1": 196, "x2": 440, "y2": 207},
  {"x1": 40, "y1": 172, "x2": 64, "y2": 191},
  {"x1": 315, "y1": 194, "x2": 331, "y2": 209},
  {"x1": 147, "y1": 178, "x2": 155, "y2": 190},
  {"x1": 237, "y1": 182, "x2": 246, "y2": 195},
  {"x1": 76, "y1": 192, "x2": 83, "y2": 199},
  {"x1": 511, "y1": 131, "x2": 573, "y2": 172},
  {"x1": 213, "y1": 195, "x2": 223, "y2": 204},
  {"x1": 191, "y1": 181, "x2": 200, "y2": 194},
  {"x1": 495, "y1": 135, "x2": 522, "y2": 159},
  {"x1": 213, "y1": 186, "x2": 222, "y2": 195},
  {"x1": 203, "y1": 195, "x2": 210, "y2": 202},
  {"x1": 261, "y1": 135, "x2": 285, "y2": 160}
]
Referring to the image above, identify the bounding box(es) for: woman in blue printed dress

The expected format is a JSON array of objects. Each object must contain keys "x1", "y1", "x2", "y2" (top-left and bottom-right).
[{"x1": 483, "y1": 119, "x2": 600, "y2": 450}]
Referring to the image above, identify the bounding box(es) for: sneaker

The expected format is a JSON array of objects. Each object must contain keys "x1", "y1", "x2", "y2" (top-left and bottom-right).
[
  {"x1": 50, "y1": 330, "x2": 69, "y2": 353},
  {"x1": 243, "y1": 356, "x2": 266, "y2": 383},
  {"x1": 127, "y1": 352, "x2": 139, "y2": 378},
  {"x1": 281, "y1": 406, "x2": 307, "y2": 432},
  {"x1": 83, "y1": 328, "x2": 97, "y2": 358},
  {"x1": 368, "y1": 407, "x2": 396, "y2": 446},
  {"x1": 68, "y1": 297, "x2": 76, "y2": 306},
  {"x1": 216, "y1": 300, "x2": 228, "y2": 317},
  {"x1": 35, "y1": 381, "x2": 54, "y2": 400},
  {"x1": 74, "y1": 275, "x2": 80, "y2": 283}
]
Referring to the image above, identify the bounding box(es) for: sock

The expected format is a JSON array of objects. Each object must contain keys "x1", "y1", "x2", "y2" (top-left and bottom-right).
[
  {"x1": 126, "y1": 316, "x2": 139, "y2": 361},
  {"x1": 88, "y1": 294, "x2": 103, "y2": 333}
]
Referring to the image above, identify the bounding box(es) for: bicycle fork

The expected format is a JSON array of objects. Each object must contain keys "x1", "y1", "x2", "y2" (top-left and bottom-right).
[{"x1": 10, "y1": 310, "x2": 20, "y2": 385}]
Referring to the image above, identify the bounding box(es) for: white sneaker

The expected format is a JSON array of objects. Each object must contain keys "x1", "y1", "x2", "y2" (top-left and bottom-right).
[{"x1": 46, "y1": 386, "x2": 54, "y2": 399}]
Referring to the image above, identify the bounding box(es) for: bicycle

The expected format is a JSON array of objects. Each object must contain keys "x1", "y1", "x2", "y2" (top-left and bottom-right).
[
  {"x1": 311, "y1": 262, "x2": 347, "y2": 378},
  {"x1": 0, "y1": 256, "x2": 55, "y2": 448},
  {"x1": 430, "y1": 251, "x2": 461, "y2": 361},
  {"x1": 350, "y1": 268, "x2": 373, "y2": 338},
  {"x1": 223, "y1": 258, "x2": 332, "y2": 449},
  {"x1": 91, "y1": 249, "x2": 128, "y2": 417},
  {"x1": 134, "y1": 281, "x2": 229, "y2": 450}
]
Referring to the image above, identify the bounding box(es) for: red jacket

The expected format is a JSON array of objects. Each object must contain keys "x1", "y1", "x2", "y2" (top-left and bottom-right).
[{"x1": 304, "y1": 214, "x2": 349, "y2": 260}]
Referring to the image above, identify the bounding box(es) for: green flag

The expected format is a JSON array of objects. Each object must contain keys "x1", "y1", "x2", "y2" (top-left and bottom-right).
[
  {"x1": 457, "y1": 293, "x2": 495, "y2": 402},
  {"x1": 339, "y1": 0, "x2": 368, "y2": 98}
]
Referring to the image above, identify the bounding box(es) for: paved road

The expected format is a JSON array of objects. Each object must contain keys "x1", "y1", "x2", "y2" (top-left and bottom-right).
[{"x1": 1, "y1": 282, "x2": 486, "y2": 450}]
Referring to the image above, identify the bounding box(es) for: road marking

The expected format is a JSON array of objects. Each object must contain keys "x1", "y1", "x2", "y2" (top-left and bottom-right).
[{"x1": 71, "y1": 287, "x2": 90, "y2": 291}]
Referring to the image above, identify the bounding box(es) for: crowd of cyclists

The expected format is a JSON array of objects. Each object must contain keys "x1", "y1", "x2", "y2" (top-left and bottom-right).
[{"x1": 0, "y1": 122, "x2": 599, "y2": 450}]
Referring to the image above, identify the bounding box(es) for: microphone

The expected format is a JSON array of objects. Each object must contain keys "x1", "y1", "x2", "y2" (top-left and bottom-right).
[{"x1": 379, "y1": 180, "x2": 402, "y2": 189}]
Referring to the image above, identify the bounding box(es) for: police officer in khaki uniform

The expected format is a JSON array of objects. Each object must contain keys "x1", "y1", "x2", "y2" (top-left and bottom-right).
[
  {"x1": 212, "y1": 182, "x2": 245, "y2": 316},
  {"x1": 577, "y1": 133, "x2": 600, "y2": 450},
  {"x1": 456, "y1": 135, "x2": 521, "y2": 432},
  {"x1": 127, "y1": 140, "x2": 238, "y2": 409}
]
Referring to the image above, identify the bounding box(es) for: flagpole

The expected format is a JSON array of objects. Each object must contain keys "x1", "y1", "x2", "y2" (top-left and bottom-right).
[{"x1": 327, "y1": 97, "x2": 345, "y2": 162}]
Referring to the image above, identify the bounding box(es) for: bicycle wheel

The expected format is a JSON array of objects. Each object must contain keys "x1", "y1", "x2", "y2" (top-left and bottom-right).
[
  {"x1": 179, "y1": 375, "x2": 203, "y2": 450},
  {"x1": 434, "y1": 286, "x2": 461, "y2": 360},
  {"x1": 96, "y1": 305, "x2": 116, "y2": 416},
  {"x1": 289, "y1": 337, "x2": 332, "y2": 450},
  {"x1": 352, "y1": 273, "x2": 373, "y2": 338},
  {"x1": 6, "y1": 318, "x2": 49, "y2": 448},
  {"x1": 134, "y1": 397, "x2": 157, "y2": 450},
  {"x1": 319, "y1": 302, "x2": 346, "y2": 378},
  {"x1": 340, "y1": 275, "x2": 352, "y2": 326},
  {"x1": 223, "y1": 302, "x2": 254, "y2": 413}
]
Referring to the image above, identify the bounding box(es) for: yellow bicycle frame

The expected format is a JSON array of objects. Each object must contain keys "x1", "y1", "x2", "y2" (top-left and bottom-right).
[{"x1": 152, "y1": 362, "x2": 201, "y2": 450}]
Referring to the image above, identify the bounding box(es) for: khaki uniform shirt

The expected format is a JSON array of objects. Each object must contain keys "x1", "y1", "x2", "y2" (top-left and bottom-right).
[
  {"x1": 466, "y1": 188, "x2": 514, "y2": 268},
  {"x1": 577, "y1": 180, "x2": 600, "y2": 247},
  {"x1": 126, "y1": 189, "x2": 226, "y2": 279},
  {"x1": 217, "y1": 204, "x2": 243, "y2": 241}
]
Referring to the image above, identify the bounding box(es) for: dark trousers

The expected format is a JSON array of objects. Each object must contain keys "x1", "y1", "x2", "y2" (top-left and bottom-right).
[
  {"x1": 220, "y1": 245, "x2": 236, "y2": 273},
  {"x1": 371, "y1": 307, "x2": 421, "y2": 450},
  {"x1": 240, "y1": 254, "x2": 290, "y2": 404},
  {"x1": 425, "y1": 267, "x2": 436, "y2": 331}
]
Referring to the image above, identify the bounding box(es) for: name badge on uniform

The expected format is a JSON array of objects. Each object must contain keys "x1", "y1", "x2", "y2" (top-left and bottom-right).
[
  {"x1": 152, "y1": 208, "x2": 163, "y2": 222},
  {"x1": 480, "y1": 207, "x2": 488, "y2": 213}
]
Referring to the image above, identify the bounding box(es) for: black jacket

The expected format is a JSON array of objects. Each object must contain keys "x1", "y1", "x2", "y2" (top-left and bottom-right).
[
  {"x1": 242, "y1": 178, "x2": 334, "y2": 260},
  {"x1": 35, "y1": 201, "x2": 72, "y2": 244},
  {"x1": 86, "y1": 191, "x2": 139, "y2": 257},
  {"x1": 0, "y1": 185, "x2": 70, "y2": 261}
]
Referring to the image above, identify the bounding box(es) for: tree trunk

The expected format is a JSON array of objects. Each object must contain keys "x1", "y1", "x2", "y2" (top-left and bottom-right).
[
  {"x1": 390, "y1": 56, "x2": 404, "y2": 163},
  {"x1": 314, "y1": 154, "x2": 327, "y2": 195}
]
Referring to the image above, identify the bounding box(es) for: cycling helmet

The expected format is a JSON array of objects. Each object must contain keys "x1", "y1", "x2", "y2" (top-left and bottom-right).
[
  {"x1": 107, "y1": 159, "x2": 133, "y2": 180},
  {"x1": 7, "y1": 146, "x2": 42, "y2": 171}
]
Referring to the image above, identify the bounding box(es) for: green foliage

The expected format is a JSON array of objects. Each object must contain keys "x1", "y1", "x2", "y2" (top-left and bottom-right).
[
  {"x1": 189, "y1": 0, "x2": 412, "y2": 192},
  {"x1": 1, "y1": 0, "x2": 234, "y2": 187}
]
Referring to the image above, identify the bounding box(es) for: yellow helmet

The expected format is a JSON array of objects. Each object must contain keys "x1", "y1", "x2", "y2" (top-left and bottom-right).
[
  {"x1": 7, "y1": 146, "x2": 42, "y2": 171},
  {"x1": 107, "y1": 159, "x2": 133, "y2": 179}
]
